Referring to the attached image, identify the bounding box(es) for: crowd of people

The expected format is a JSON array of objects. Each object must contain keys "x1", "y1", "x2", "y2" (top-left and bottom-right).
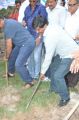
[{"x1": 0, "y1": 0, "x2": 79, "y2": 107}]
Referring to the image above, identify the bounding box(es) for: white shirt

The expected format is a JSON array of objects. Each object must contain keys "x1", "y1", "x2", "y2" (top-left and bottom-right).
[
  {"x1": 18, "y1": 0, "x2": 29, "y2": 23},
  {"x1": 46, "y1": 4, "x2": 67, "y2": 28},
  {"x1": 41, "y1": 24, "x2": 79, "y2": 74},
  {"x1": 65, "y1": 9, "x2": 79, "y2": 40}
]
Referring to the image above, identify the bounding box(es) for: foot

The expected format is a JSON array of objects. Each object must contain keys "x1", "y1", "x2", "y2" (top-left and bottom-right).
[
  {"x1": 42, "y1": 77, "x2": 50, "y2": 82},
  {"x1": 8, "y1": 73, "x2": 14, "y2": 77},
  {"x1": 32, "y1": 79, "x2": 37, "y2": 84},
  {"x1": 3, "y1": 73, "x2": 14, "y2": 78},
  {"x1": 23, "y1": 82, "x2": 34, "y2": 89},
  {"x1": 59, "y1": 98, "x2": 70, "y2": 107}
]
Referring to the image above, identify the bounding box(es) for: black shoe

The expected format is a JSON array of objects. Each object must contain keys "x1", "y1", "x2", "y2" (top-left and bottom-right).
[
  {"x1": 8, "y1": 73, "x2": 14, "y2": 77},
  {"x1": 3, "y1": 73, "x2": 14, "y2": 78},
  {"x1": 59, "y1": 98, "x2": 70, "y2": 107}
]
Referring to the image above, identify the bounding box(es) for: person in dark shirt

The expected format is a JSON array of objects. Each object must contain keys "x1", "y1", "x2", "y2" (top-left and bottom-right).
[
  {"x1": 22, "y1": 0, "x2": 47, "y2": 80},
  {"x1": 0, "y1": 16, "x2": 35, "y2": 88}
]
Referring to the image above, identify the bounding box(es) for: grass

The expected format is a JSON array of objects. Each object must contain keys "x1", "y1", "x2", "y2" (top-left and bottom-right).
[
  {"x1": 0, "y1": 61, "x2": 79, "y2": 119},
  {"x1": 0, "y1": 61, "x2": 58, "y2": 119}
]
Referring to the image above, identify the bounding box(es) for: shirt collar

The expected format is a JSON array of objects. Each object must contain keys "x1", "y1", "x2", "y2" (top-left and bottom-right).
[
  {"x1": 75, "y1": 8, "x2": 79, "y2": 16},
  {"x1": 68, "y1": 8, "x2": 79, "y2": 16},
  {"x1": 29, "y1": 3, "x2": 40, "y2": 9},
  {"x1": 47, "y1": 4, "x2": 63, "y2": 12}
]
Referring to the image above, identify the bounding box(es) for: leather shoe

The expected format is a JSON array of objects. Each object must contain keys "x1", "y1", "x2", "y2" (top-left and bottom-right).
[
  {"x1": 8, "y1": 73, "x2": 14, "y2": 77},
  {"x1": 59, "y1": 98, "x2": 70, "y2": 107},
  {"x1": 3, "y1": 73, "x2": 14, "y2": 78}
]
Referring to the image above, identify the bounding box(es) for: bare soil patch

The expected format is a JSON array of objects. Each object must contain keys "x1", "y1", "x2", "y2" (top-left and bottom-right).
[
  {"x1": 0, "y1": 85, "x2": 20, "y2": 112},
  {"x1": 1, "y1": 86, "x2": 79, "y2": 120}
]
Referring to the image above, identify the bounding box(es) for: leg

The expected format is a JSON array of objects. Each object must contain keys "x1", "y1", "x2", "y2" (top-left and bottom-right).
[
  {"x1": 28, "y1": 42, "x2": 42, "y2": 79},
  {"x1": 52, "y1": 58, "x2": 73, "y2": 101},
  {"x1": 28, "y1": 51, "x2": 35, "y2": 78},
  {"x1": 15, "y1": 42, "x2": 35, "y2": 84},
  {"x1": 8, "y1": 46, "x2": 20, "y2": 74},
  {"x1": 33, "y1": 42, "x2": 42, "y2": 79},
  {"x1": 49, "y1": 55, "x2": 61, "y2": 92}
]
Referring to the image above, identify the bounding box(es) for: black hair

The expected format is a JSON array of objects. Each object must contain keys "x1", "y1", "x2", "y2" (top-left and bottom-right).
[
  {"x1": 61, "y1": 0, "x2": 65, "y2": 6},
  {"x1": 15, "y1": 0, "x2": 21, "y2": 4},
  {"x1": 32, "y1": 16, "x2": 48, "y2": 29}
]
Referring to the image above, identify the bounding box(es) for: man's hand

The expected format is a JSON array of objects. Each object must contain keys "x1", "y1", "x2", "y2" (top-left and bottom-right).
[
  {"x1": 40, "y1": 73, "x2": 45, "y2": 80},
  {"x1": 22, "y1": 20, "x2": 27, "y2": 27},
  {"x1": 75, "y1": 34, "x2": 79, "y2": 40},
  {"x1": 70, "y1": 59, "x2": 79, "y2": 73},
  {"x1": 69, "y1": 50, "x2": 79, "y2": 73}
]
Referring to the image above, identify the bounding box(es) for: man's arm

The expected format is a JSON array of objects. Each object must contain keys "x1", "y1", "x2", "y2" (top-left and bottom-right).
[
  {"x1": 40, "y1": 39, "x2": 56, "y2": 80},
  {"x1": 6, "y1": 39, "x2": 12, "y2": 59}
]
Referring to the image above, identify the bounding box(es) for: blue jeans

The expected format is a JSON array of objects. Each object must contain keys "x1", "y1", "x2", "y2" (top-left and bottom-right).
[
  {"x1": 8, "y1": 39, "x2": 35, "y2": 83},
  {"x1": 8, "y1": 46, "x2": 20, "y2": 74},
  {"x1": 28, "y1": 42, "x2": 42, "y2": 79},
  {"x1": 50, "y1": 56, "x2": 73, "y2": 100},
  {"x1": 15, "y1": 41, "x2": 35, "y2": 83}
]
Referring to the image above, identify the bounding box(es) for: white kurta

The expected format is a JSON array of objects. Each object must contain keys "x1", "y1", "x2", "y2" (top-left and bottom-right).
[
  {"x1": 46, "y1": 4, "x2": 67, "y2": 28},
  {"x1": 41, "y1": 24, "x2": 79, "y2": 74},
  {"x1": 65, "y1": 9, "x2": 79, "y2": 40}
]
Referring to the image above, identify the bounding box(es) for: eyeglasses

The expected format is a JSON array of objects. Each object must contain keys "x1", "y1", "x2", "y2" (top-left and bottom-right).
[{"x1": 68, "y1": 3, "x2": 77, "y2": 7}]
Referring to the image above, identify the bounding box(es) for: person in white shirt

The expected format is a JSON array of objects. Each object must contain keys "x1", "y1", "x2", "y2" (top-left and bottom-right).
[
  {"x1": 43, "y1": 0, "x2": 67, "y2": 82},
  {"x1": 18, "y1": 0, "x2": 29, "y2": 23},
  {"x1": 32, "y1": 15, "x2": 79, "y2": 106},
  {"x1": 46, "y1": 0, "x2": 67, "y2": 28},
  {"x1": 65, "y1": 0, "x2": 79, "y2": 44}
]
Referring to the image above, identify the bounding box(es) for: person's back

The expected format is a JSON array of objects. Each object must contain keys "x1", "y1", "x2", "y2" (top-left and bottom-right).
[
  {"x1": 0, "y1": 17, "x2": 35, "y2": 88},
  {"x1": 42, "y1": 23, "x2": 79, "y2": 73},
  {"x1": 4, "y1": 19, "x2": 34, "y2": 46}
]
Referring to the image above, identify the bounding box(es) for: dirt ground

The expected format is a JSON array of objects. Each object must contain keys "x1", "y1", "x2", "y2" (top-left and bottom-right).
[{"x1": 0, "y1": 85, "x2": 79, "y2": 120}]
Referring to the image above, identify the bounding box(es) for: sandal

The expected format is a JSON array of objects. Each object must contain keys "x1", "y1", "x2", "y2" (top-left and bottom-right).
[{"x1": 23, "y1": 82, "x2": 34, "y2": 89}]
